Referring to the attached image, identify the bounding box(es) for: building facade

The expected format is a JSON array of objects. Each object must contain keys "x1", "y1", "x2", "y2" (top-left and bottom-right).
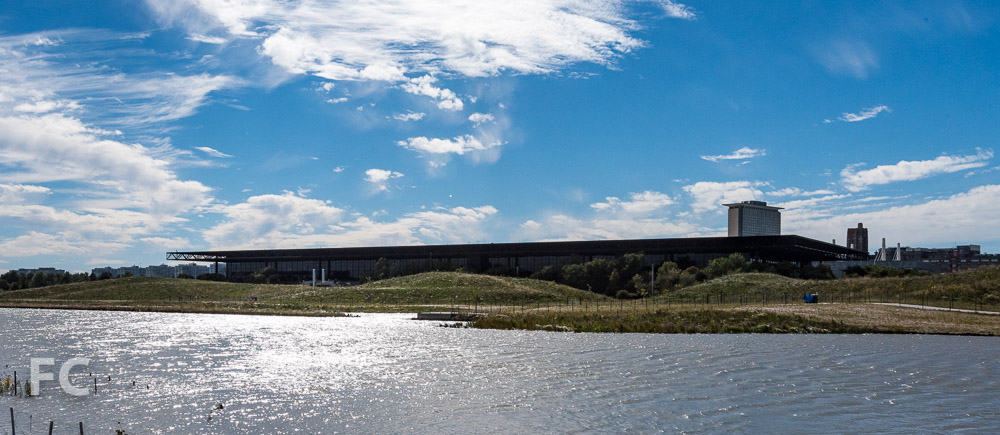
[
  {"x1": 167, "y1": 235, "x2": 866, "y2": 283},
  {"x1": 846, "y1": 223, "x2": 869, "y2": 253},
  {"x1": 878, "y1": 244, "x2": 999, "y2": 273},
  {"x1": 724, "y1": 201, "x2": 782, "y2": 237}
]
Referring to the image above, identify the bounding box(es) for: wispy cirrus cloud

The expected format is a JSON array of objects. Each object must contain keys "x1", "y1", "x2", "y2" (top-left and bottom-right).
[
  {"x1": 840, "y1": 149, "x2": 993, "y2": 192},
  {"x1": 814, "y1": 39, "x2": 879, "y2": 79},
  {"x1": 824, "y1": 105, "x2": 890, "y2": 123},
  {"x1": 700, "y1": 147, "x2": 766, "y2": 163},
  {"x1": 195, "y1": 146, "x2": 233, "y2": 158}
]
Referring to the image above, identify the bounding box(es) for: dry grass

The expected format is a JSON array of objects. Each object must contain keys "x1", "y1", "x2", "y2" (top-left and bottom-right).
[{"x1": 738, "y1": 304, "x2": 1000, "y2": 335}]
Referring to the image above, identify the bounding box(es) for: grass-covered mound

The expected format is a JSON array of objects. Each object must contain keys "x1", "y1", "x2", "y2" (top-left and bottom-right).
[
  {"x1": 0, "y1": 277, "x2": 275, "y2": 301},
  {"x1": 0, "y1": 272, "x2": 608, "y2": 313},
  {"x1": 303, "y1": 271, "x2": 608, "y2": 305}
]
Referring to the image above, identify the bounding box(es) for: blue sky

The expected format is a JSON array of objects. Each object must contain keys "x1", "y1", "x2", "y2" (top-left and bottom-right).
[{"x1": 1, "y1": 1, "x2": 998, "y2": 273}]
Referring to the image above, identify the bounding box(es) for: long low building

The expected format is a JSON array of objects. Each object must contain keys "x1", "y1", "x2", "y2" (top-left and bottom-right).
[{"x1": 166, "y1": 235, "x2": 867, "y2": 282}]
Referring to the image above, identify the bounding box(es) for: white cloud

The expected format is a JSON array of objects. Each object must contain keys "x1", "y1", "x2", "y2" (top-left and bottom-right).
[
  {"x1": 397, "y1": 135, "x2": 500, "y2": 156},
  {"x1": 659, "y1": 1, "x2": 697, "y2": 20},
  {"x1": 147, "y1": 0, "x2": 692, "y2": 92},
  {"x1": 700, "y1": 147, "x2": 766, "y2": 163},
  {"x1": 195, "y1": 146, "x2": 233, "y2": 158},
  {"x1": 840, "y1": 150, "x2": 993, "y2": 192},
  {"x1": 0, "y1": 183, "x2": 51, "y2": 204},
  {"x1": 186, "y1": 33, "x2": 227, "y2": 44},
  {"x1": 766, "y1": 187, "x2": 836, "y2": 197},
  {"x1": 393, "y1": 111, "x2": 426, "y2": 122},
  {"x1": 332, "y1": 166, "x2": 346, "y2": 173},
  {"x1": 590, "y1": 191, "x2": 673, "y2": 215},
  {"x1": 0, "y1": 29, "x2": 239, "y2": 129},
  {"x1": 140, "y1": 236, "x2": 190, "y2": 249},
  {"x1": 815, "y1": 39, "x2": 879, "y2": 79},
  {"x1": 835, "y1": 105, "x2": 890, "y2": 123},
  {"x1": 0, "y1": 113, "x2": 213, "y2": 216},
  {"x1": 682, "y1": 181, "x2": 767, "y2": 213},
  {"x1": 783, "y1": 184, "x2": 1000, "y2": 249},
  {"x1": 204, "y1": 192, "x2": 497, "y2": 250},
  {"x1": 13, "y1": 99, "x2": 80, "y2": 114},
  {"x1": 401, "y1": 75, "x2": 463, "y2": 111},
  {"x1": 0, "y1": 231, "x2": 128, "y2": 258},
  {"x1": 326, "y1": 97, "x2": 348, "y2": 104},
  {"x1": 468, "y1": 112, "x2": 495, "y2": 126},
  {"x1": 517, "y1": 213, "x2": 703, "y2": 242},
  {"x1": 364, "y1": 168, "x2": 404, "y2": 192}
]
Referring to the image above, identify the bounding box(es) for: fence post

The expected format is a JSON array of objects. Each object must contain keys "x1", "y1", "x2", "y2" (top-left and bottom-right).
[{"x1": 10, "y1": 407, "x2": 15, "y2": 435}]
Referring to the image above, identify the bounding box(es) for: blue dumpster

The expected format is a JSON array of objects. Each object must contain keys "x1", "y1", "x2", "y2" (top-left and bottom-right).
[{"x1": 803, "y1": 294, "x2": 818, "y2": 304}]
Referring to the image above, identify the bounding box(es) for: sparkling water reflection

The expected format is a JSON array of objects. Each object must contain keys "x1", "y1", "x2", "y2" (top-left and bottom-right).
[{"x1": 1, "y1": 308, "x2": 998, "y2": 433}]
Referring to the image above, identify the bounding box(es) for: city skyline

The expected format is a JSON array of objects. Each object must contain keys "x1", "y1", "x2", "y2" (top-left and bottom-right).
[{"x1": 2, "y1": 1, "x2": 999, "y2": 272}]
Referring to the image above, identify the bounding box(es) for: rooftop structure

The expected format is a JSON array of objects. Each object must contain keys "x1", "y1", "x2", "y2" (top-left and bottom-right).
[{"x1": 724, "y1": 201, "x2": 783, "y2": 237}]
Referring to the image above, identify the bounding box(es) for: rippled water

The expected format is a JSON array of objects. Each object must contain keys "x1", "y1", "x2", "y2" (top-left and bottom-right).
[{"x1": 1, "y1": 308, "x2": 998, "y2": 434}]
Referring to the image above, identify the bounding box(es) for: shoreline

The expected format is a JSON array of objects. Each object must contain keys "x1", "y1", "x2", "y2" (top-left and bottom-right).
[{"x1": 4, "y1": 301, "x2": 999, "y2": 336}]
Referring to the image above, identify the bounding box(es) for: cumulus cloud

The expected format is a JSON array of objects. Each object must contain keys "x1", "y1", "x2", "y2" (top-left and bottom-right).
[
  {"x1": 783, "y1": 184, "x2": 1000, "y2": 249},
  {"x1": 0, "y1": 183, "x2": 51, "y2": 204},
  {"x1": 468, "y1": 112, "x2": 495, "y2": 126},
  {"x1": 815, "y1": 39, "x2": 879, "y2": 79},
  {"x1": 204, "y1": 192, "x2": 498, "y2": 249},
  {"x1": 0, "y1": 113, "x2": 212, "y2": 216},
  {"x1": 393, "y1": 111, "x2": 426, "y2": 122},
  {"x1": 517, "y1": 213, "x2": 703, "y2": 242},
  {"x1": 840, "y1": 150, "x2": 993, "y2": 192},
  {"x1": 590, "y1": 191, "x2": 673, "y2": 215},
  {"x1": 682, "y1": 181, "x2": 767, "y2": 213},
  {"x1": 700, "y1": 147, "x2": 766, "y2": 163},
  {"x1": 364, "y1": 168, "x2": 404, "y2": 192},
  {"x1": 401, "y1": 75, "x2": 463, "y2": 111},
  {"x1": 397, "y1": 135, "x2": 500, "y2": 156}
]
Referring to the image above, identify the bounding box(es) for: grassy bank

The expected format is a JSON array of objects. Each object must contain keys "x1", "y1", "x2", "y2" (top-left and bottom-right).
[
  {"x1": 658, "y1": 267, "x2": 1000, "y2": 312},
  {"x1": 2, "y1": 269, "x2": 999, "y2": 335},
  {"x1": 0, "y1": 272, "x2": 605, "y2": 314},
  {"x1": 465, "y1": 303, "x2": 1000, "y2": 335}
]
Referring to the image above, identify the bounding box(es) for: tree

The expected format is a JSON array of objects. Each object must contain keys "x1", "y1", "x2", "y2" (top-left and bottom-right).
[
  {"x1": 0, "y1": 280, "x2": 8, "y2": 291},
  {"x1": 704, "y1": 253, "x2": 749, "y2": 279},
  {"x1": 529, "y1": 265, "x2": 561, "y2": 282},
  {"x1": 372, "y1": 257, "x2": 391, "y2": 281},
  {"x1": 197, "y1": 273, "x2": 226, "y2": 281},
  {"x1": 30, "y1": 272, "x2": 47, "y2": 288},
  {"x1": 629, "y1": 273, "x2": 650, "y2": 297},
  {"x1": 176, "y1": 273, "x2": 194, "y2": 279},
  {"x1": 655, "y1": 261, "x2": 681, "y2": 292}
]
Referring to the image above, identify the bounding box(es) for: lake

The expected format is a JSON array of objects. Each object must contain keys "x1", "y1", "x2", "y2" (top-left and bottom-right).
[{"x1": 1, "y1": 308, "x2": 998, "y2": 433}]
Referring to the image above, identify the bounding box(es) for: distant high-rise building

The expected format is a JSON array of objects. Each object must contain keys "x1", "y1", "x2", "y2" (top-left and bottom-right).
[
  {"x1": 724, "y1": 201, "x2": 782, "y2": 237},
  {"x1": 847, "y1": 223, "x2": 868, "y2": 253}
]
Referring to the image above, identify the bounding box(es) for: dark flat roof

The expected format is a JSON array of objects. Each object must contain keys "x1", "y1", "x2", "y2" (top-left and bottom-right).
[{"x1": 167, "y1": 235, "x2": 867, "y2": 263}]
